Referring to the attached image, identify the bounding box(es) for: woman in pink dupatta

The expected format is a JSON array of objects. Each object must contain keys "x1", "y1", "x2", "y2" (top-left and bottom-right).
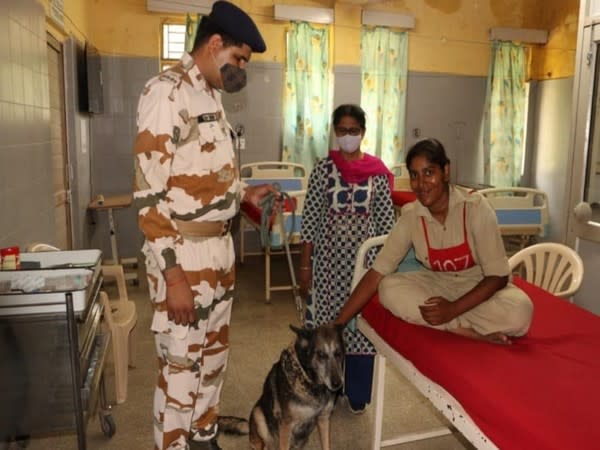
[{"x1": 299, "y1": 104, "x2": 395, "y2": 413}]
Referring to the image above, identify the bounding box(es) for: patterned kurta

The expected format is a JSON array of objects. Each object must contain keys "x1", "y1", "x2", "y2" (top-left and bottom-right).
[
  {"x1": 133, "y1": 52, "x2": 241, "y2": 449},
  {"x1": 300, "y1": 157, "x2": 395, "y2": 355}
]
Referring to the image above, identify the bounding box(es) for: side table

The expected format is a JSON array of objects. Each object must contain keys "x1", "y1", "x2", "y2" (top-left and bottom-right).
[{"x1": 88, "y1": 194, "x2": 138, "y2": 283}]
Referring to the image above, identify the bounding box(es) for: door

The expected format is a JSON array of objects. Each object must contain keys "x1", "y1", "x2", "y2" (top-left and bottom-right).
[
  {"x1": 566, "y1": 21, "x2": 600, "y2": 315},
  {"x1": 47, "y1": 34, "x2": 72, "y2": 249}
]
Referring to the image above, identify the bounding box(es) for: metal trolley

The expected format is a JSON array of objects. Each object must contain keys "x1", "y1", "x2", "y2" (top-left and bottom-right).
[{"x1": 0, "y1": 250, "x2": 115, "y2": 449}]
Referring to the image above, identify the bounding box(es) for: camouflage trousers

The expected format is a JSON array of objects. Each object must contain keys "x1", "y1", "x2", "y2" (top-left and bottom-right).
[{"x1": 143, "y1": 235, "x2": 235, "y2": 450}]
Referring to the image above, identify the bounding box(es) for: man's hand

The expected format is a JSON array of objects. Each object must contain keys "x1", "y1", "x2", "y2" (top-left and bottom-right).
[
  {"x1": 418, "y1": 296, "x2": 458, "y2": 326},
  {"x1": 163, "y1": 266, "x2": 195, "y2": 326},
  {"x1": 243, "y1": 183, "x2": 278, "y2": 207}
]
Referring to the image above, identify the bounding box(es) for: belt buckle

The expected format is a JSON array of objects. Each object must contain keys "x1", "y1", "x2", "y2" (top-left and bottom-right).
[{"x1": 221, "y1": 219, "x2": 232, "y2": 236}]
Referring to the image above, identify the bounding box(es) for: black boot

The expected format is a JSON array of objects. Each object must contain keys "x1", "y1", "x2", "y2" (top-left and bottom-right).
[{"x1": 188, "y1": 437, "x2": 222, "y2": 450}]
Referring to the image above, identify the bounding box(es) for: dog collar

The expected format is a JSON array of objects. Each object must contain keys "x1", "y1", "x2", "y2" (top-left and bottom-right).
[{"x1": 282, "y1": 345, "x2": 312, "y2": 384}]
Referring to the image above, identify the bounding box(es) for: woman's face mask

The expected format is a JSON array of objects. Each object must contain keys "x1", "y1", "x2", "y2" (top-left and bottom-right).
[{"x1": 336, "y1": 134, "x2": 362, "y2": 153}]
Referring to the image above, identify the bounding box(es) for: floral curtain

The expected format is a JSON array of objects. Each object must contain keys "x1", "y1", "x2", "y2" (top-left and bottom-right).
[
  {"x1": 282, "y1": 22, "x2": 333, "y2": 172},
  {"x1": 483, "y1": 41, "x2": 527, "y2": 187},
  {"x1": 185, "y1": 13, "x2": 200, "y2": 53},
  {"x1": 360, "y1": 27, "x2": 408, "y2": 167}
]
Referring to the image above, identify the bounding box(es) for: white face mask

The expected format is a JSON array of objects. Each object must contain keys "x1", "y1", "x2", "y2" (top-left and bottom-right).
[{"x1": 336, "y1": 134, "x2": 362, "y2": 153}]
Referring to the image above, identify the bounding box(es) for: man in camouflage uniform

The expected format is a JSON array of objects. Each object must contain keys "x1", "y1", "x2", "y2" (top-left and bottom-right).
[{"x1": 133, "y1": 2, "x2": 270, "y2": 449}]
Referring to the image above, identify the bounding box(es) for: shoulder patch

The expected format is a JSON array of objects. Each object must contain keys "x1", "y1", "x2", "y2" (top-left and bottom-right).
[
  {"x1": 157, "y1": 70, "x2": 182, "y2": 86},
  {"x1": 156, "y1": 61, "x2": 190, "y2": 85}
]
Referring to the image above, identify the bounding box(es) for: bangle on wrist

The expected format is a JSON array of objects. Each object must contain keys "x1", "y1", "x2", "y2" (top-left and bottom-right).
[{"x1": 299, "y1": 266, "x2": 311, "y2": 270}]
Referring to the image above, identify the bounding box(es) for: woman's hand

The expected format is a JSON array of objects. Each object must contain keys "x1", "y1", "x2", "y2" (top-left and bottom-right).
[
  {"x1": 298, "y1": 267, "x2": 312, "y2": 297},
  {"x1": 299, "y1": 242, "x2": 314, "y2": 298},
  {"x1": 418, "y1": 296, "x2": 458, "y2": 326}
]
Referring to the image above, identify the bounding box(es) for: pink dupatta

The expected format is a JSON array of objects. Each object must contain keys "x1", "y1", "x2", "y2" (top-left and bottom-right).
[{"x1": 328, "y1": 150, "x2": 394, "y2": 189}]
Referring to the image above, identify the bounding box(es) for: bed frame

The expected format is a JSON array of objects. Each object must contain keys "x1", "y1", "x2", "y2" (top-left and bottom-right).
[
  {"x1": 358, "y1": 318, "x2": 498, "y2": 449},
  {"x1": 478, "y1": 187, "x2": 549, "y2": 249},
  {"x1": 239, "y1": 161, "x2": 307, "y2": 301},
  {"x1": 351, "y1": 235, "x2": 497, "y2": 449},
  {"x1": 352, "y1": 231, "x2": 600, "y2": 450}
]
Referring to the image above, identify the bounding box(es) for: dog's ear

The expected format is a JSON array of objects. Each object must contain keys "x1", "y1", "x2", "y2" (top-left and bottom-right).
[{"x1": 290, "y1": 324, "x2": 310, "y2": 337}]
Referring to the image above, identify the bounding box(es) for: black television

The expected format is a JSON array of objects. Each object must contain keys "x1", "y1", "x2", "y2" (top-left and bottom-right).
[
  {"x1": 75, "y1": 41, "x2": 88, "y2": 113},
  {"x1": 76, "y1": 42, "x2": 104, "y2": 114},
  {"x1": 85, "y1": 43, "x2": 104, "y2": 114}
]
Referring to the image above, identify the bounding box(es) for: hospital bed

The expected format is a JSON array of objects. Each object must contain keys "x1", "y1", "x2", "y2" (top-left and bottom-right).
[
  {"x1": 239, "y1": 161, "x2": 307, "y2": 301},
  {"x1": 479, "y1": 187, "x2": 549, "y2": 250},
  {"x1": 390, "y1": 164, "x2": 416, "y2": 217},
  {"x1": 352, "y1": 236, "x2": 600, "y2": 449},
  {"x1": 391, "y1": 163, "x2": 410, "y2": 191}
]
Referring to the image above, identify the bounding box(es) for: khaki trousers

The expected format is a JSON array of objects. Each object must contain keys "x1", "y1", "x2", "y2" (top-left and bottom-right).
[
  {"x1": 144, "y1": 235, "x2": 235, "y2": 450},
  {"x1": 378, "y1": 270, "x2": 533, "y2": 336}
]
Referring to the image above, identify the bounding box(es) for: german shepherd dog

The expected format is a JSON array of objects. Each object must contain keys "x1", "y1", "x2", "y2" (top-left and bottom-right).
[{"x1": 249, "y1": 324, "x2": 345, "y2": 450}]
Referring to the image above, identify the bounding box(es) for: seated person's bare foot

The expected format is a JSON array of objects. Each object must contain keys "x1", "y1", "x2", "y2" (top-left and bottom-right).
[
  {"x1": 450, "y1": 327, "x2": 512, "y2": 345},
  {"x1": 483, "y1": 331, "x2": 512, "y2": 345}
]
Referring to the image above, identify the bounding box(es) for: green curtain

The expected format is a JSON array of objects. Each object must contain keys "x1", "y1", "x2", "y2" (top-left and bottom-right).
[
  {"x1": 185, "y1": 13, "x2": 200, "y2": 53},
  {"x1": 360, "y1": 27, "x2": 408, "y2": 167},
  {"x1": 483, "y1": 41, "x2": 527, "y2": 187},
  {"x1": 282, "y1": 22, "x2": 333, "y2": 172}
]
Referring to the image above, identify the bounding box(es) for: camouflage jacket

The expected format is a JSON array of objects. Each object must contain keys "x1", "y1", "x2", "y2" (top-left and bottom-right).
[{"x1": 133, "y1": 52, "x2": 242, "y2": 271}]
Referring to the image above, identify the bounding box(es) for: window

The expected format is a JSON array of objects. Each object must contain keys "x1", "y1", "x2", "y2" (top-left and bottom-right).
[{"x1": 161, "y1": 23, "x2": 186, "y2": 70}]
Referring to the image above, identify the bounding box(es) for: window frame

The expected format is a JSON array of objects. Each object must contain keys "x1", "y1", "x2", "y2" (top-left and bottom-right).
[{"x1": 160, "y1": 22, "x2": 186, "y2": 71}]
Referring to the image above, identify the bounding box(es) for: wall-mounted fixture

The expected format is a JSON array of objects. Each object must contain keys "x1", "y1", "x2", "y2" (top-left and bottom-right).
[
  {"x1": 361, "y1": 10, "x2": 416, "y2": 29},
  {"x1": 147, "y1": 0, "x2": 215, "y2": 14},
  {"x1": 273, "y1": 4, "x2": 334, "y2": 24},
  {"x1": 489, "y1": 28, "x2": 548, "y2": 44}
]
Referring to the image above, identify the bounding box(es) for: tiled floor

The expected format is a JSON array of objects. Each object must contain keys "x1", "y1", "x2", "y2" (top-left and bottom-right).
[{"x1": 15, "y1": 253, "x2": 473, "y2": 450}]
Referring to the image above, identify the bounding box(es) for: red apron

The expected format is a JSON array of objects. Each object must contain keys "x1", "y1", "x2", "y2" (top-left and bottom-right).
[{"x1": 421, "y1": 203, "x2": 475, "y2": 272}]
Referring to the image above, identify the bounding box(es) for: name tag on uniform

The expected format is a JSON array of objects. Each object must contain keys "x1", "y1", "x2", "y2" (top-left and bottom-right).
[{"x1": 198, "y1": 112, "x2": 219, "y2": 123}]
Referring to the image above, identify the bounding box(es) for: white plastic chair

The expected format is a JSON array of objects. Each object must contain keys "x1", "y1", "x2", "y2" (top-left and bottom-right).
[
  {"x1": 100, "y1": 264, "x2": 137, "y2": 404},
  {"x1": 508, "y1": 242, "x2": 584, "y2": 299},
  {"x1": 24, "y1": 242, "x2": 61, "y2": 252}
]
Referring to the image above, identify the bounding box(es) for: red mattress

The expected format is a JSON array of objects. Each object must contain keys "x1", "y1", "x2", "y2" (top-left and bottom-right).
[
  {"x1": 391, "y1": 190, "x2": 417, "y2": 207},
  {"x1": 240, "y1": 198, "x2": 297, "y2": 229},
  {"x1": 361, "y1": 277, "x2": 600, "y2": 450}
]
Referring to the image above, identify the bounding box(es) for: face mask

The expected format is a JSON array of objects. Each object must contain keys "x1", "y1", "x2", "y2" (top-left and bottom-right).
[
  {"x1": 211, "y1": 50, "x2": 248, "y2": 93},
  {"x1": 337, "y1": 134, "x2": 362, "y2": 153},
  {"x1": 220, "y1": 63, "x2": 247, "y2": 93}
]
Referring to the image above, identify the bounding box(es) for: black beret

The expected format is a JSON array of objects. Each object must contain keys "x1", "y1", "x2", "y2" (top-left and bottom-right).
[{"x1": 208, "y1": 1, "x2": 266, "y2": 53}]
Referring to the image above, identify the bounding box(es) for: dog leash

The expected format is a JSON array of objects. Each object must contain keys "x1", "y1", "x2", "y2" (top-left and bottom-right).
[
  {"x1": 258, "y1": 183, "x2": 304, "y2": 324},
  {"x1": 258, "y1": 183, "x2": 294, "y2": 249}
]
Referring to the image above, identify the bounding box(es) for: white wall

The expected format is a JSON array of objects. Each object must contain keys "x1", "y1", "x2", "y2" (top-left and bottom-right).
[
  {"x1": 405, "y1": 72, "x2": 487, "y2": 182},
  {"x1": 575, "y1": 239, "x2": 600, "y2": 314},
  {"x1": 530, "y1": 77, "x2": 574, "y2": 243},
  {"x1": 223, "y1": 61, "x2": 284, "y2": 165},
  {"x1": 64, "y1": 38, "x2": 94, "y2": 250},
  {"x1": 0, "y1": 0, "x2": 56, "y2": 249},
  {"x1": 224, "y1": 63, "x2": 489, "y2": 180},
  {"x1": 567, "y1": 0, "x2": 600, "y2": 315}
]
